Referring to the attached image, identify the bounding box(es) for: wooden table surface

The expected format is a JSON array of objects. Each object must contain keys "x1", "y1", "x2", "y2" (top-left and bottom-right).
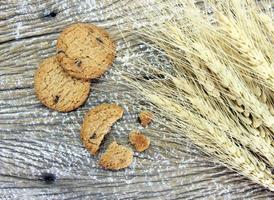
[{"x1": 0, "y1": 0, "x2": 273, "y2": 199}]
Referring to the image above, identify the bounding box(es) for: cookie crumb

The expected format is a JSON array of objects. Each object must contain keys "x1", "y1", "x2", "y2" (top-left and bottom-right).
[
  {"x1": 129, "y1": 130, "x2": 150, "y2": 152},
  {"x1": 138, "y1": 111, "x2": 153, "y2": 127},
  {"x1": 99, "y1": 141, "x2": 133, "y2": 170}
]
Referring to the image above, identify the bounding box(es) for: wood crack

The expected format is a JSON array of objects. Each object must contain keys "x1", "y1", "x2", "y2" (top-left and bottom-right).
[{"x1": 0, "y1": 31, "x2": 59, "y2": 45}]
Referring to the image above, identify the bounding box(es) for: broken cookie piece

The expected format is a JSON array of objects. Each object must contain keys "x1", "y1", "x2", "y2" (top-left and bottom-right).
[
  {"x1": 129, "y1": 130, "x2": 150, "y2": 152},
  {"x1": 138, "y1": 111, "x2": 153, "y2": 127},
  {"x1": 80, "y1": 103, "x2": 124, "y2": 155},
  {"x1": 99, "y1": 141, "x2": 133, "y2": 170}
]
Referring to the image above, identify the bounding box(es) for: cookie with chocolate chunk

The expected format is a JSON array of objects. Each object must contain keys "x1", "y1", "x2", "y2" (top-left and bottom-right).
[
  {"x1": 34, "y1": 56, "x2": 90, "y2": 112},
  {"x1": 56, "y1": 23, "x2": 116, "y2": 80},
  {"x1": 80, "y1": 103, "x2": 124, "y2": 155}
]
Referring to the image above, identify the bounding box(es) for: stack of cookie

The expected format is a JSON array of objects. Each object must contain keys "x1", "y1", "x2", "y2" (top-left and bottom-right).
[{"x1": 34, "y1": 23, "x2": 116, "y2": 112}]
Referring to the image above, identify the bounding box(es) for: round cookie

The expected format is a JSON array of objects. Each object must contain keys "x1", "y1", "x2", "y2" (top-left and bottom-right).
[
  {"x1": 56, "y1": 23, "x2": 116, "y2": 80},
  {"x1": 34, "y1": 56, "x2": 90, "y2": 112}
]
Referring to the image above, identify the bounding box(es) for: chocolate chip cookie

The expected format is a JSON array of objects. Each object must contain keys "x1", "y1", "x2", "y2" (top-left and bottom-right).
[
  {"x1": 34, "y1": 56, "x2": 90, "y2": 112},
  {"x1": 56, "y1": 23, "x2": 116, "y2": 80}
]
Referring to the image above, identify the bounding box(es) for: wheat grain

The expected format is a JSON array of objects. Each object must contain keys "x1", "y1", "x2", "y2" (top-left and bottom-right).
[
  {"x1": 138, "y1": 0, "x2": 274, "y2": 164},
  {"x1": 255, "y1": 12, "x2": 274, "y2": 44}
]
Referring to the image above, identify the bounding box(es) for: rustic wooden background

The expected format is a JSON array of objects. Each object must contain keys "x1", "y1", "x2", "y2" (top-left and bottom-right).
[{"x1": 0, "y1": 0, "x2": 273, "y2": 199}]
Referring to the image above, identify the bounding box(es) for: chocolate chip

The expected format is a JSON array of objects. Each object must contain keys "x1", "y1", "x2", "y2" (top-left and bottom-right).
[
  {"x1": 96, "y1": 37, "x2": 104, "y2": 44},
  {"x1": 41, "y1": 173, "x2": 56, "y2": 184},
  {"x1": 89, "y1": 133, "x2": 97, "y2": 140},
  {"x1": 54, "y1": 95, "x2": 60, "y2": 104},
  {"x1": 75, "y1": 59, "x2": 82, "y2": 67},
  {"x1": 57, "y1": 50, "x2": 65, "y2": 54}
]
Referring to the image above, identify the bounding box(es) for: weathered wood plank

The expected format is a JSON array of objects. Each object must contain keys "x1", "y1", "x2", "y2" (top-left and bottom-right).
[
  {"x1": 0, "y1": 0, "x2": 136, "y2": 43},
  {"x1": 0, "y1": 0, "x2": 273, "y2": 199}
]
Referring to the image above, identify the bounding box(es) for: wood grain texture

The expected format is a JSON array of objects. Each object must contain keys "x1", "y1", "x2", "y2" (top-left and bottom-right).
[{"x1": 0, "y1": 0, "x2": 273, "y2": 199}]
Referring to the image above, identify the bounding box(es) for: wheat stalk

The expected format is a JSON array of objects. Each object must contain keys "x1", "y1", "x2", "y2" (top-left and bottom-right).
[
  {"x1": 158, "y1": 29, "x2": 274, "y2": 144},
  {"x1": 119, "y1": 0, "x2": 274, "y2": 190},
  {"x1": 139, "y1": 0, "x2": 274, "y2": 131},
  {"x1": 257, "y1": 12, "x2": 274, "y2": 44},
  {"x1": 193, "y1": 41, "x2": 273, "y2": 125},
  {"x1": 128, "y1": 54, "x2": 274, "y2": 166},
  {"x1": 216, "y1": 12, "x2": 274, "y2": 88},
  {"x1": 140, "y1": 15, "x2": 274, "y2": 144},
  {"x1": 207, "y1": 0, "x2": 274, "y2": 137},
  {"x1": 122, "y1": 70, "x2": 274, "y2": 190},
  {"x1": 209, "y1": 0, "x2": 274, "y2": 109}
]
